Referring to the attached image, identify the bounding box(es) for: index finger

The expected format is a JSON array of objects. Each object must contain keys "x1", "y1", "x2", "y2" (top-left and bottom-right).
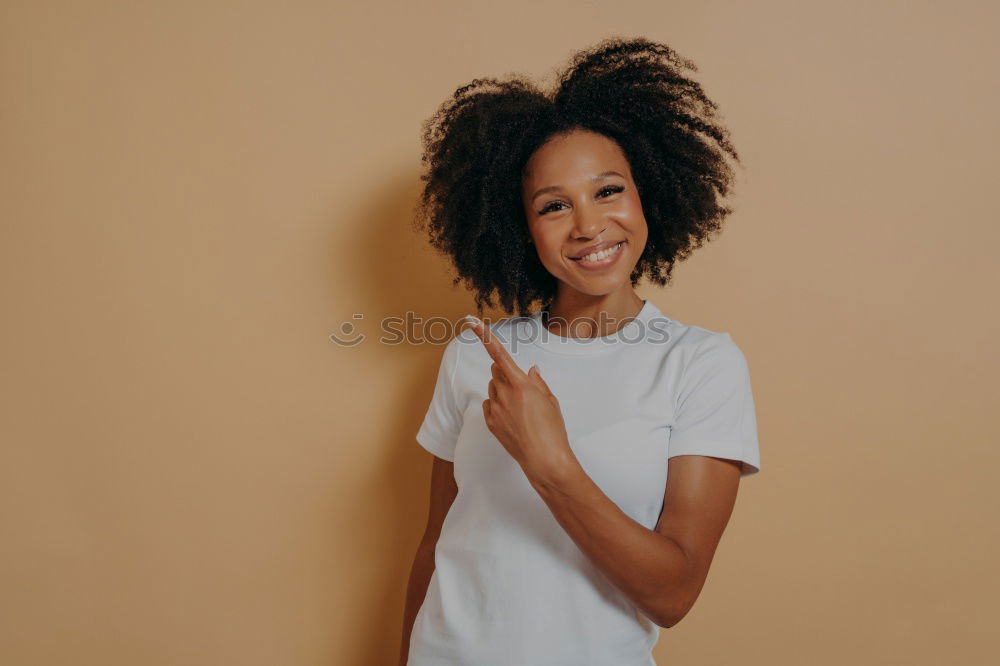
[{"x1": 463, "y1": 315, "x2": 526, "y2": 381}]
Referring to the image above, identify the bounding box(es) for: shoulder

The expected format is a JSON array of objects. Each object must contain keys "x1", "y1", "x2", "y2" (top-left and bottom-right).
[{"x1": 663, "y1": 320, "x2": 748, "y2": 377}]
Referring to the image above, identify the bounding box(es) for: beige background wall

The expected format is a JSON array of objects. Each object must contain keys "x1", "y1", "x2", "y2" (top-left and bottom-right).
[{"x1": 1, "y1": 1, "x2": 997, "y2": 664}]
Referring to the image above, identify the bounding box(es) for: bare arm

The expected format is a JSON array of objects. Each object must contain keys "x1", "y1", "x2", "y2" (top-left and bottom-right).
[
  {"x1": 526, "y1": 452, "x2": 742, "y2": 628},
  {"x1": 399, "y1": 453, "x2": 458, "y2": 666},
  {"x1": 461, "y1": 313, "x2": 745, "y2": 629}
]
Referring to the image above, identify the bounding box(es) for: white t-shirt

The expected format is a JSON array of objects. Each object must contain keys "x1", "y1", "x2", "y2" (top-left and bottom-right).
[{"x1": 408, "y1": 299, "x2": 761, "y2": 666}]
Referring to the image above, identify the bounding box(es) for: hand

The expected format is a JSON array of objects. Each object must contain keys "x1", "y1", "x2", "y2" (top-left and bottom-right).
[{"x1": 464, "y1": 315, "x2": 575, "y2": 478}]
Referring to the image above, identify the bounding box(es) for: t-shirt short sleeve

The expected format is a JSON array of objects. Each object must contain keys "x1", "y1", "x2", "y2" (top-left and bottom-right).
[
  {"x1": 415, "y1": 336, "x2": 464, "y2": 462},
  {"x1": 668, "y1": 332, "x2": 761, "y2": 477}
]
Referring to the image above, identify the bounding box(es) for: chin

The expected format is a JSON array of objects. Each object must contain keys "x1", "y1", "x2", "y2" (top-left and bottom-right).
[{"x1": 562, "y1": 270, "x2": 637, "y2": 297}]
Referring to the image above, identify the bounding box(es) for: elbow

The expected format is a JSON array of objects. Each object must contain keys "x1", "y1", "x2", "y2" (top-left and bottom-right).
[
  {"x1": 653, "y1": 608, "x2": 685, "y2": 630},
  {"x1": 652, "y1": 609, "x2": 677, "y2": 630},
  {"x1": 652, "y1": 594, "x2": 697, "y2": 629},
  {"x1": 650, "y1": 613, "x2": 672, "y2": 629},
  {"x1": 655, "y1": 607, "x2": 688, "y2": 629},
  {"x1": 650, "y1": 542, "x2": 705, "y2": 628},
  {"x1": 653, "y1": 554, "x2": 705, "y2": 628}
]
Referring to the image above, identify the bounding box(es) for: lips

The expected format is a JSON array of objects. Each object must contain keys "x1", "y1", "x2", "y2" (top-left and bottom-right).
[
  {"x1": 570, "y1": 239, "x2": 626, "y2": 271},
  {"x1": 569, "y1": 239, "x2": 625, "y2": 260}
]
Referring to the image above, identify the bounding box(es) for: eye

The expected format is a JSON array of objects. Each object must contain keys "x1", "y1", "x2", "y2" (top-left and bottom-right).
[{"x1": 537, "y1": 185, "x2": 625, "y2": 215}]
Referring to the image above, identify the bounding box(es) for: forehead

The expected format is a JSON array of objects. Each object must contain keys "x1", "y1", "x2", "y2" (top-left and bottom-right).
[{"x1": 522, "y1": 130, "x2": 630, "y2": 185}]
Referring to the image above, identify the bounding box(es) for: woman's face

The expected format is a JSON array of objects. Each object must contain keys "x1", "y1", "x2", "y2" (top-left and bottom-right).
[{"x1": 521, "y1": 129, "x2": 648, "y2": 298}]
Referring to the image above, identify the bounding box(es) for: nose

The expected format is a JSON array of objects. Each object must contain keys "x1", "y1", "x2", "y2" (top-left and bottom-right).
[{"x1": 572, "y1": 203, "x2": 608, "y2": 240}]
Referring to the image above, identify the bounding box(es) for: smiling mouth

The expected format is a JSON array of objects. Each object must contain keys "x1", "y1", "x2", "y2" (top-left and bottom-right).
[{"x1": 569, "y1": 240, "x2": 626, "y2": 263}]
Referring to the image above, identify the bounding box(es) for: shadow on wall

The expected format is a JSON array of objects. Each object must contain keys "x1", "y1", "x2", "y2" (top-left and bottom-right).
[{"x1": 326, "y1": 164, "x2": 505, "y2": 665}]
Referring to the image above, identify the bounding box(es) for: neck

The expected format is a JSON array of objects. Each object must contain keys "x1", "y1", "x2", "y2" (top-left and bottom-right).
[{"x1": 542, "y1": 289, "x2": 645, "y2": 339}]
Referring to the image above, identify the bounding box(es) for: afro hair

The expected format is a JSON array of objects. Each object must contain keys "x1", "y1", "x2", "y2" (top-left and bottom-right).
[{"x1": 412, "y1": 36, "x2": 742, "y2": 316}]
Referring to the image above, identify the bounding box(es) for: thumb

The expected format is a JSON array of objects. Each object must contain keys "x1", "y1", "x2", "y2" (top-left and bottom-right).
[{"x1": 530, "y1": 365, "x2": 552, "y2": 393}]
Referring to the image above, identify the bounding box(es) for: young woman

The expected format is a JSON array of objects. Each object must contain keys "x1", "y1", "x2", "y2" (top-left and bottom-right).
[{"x1": 400, "y1": 37, "x2": 762, "y2": 666}]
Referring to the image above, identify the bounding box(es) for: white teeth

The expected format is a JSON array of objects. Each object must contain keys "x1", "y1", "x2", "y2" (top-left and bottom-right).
[{"x1": 579, "y1": 241, "x2": 623, "y2": 263}]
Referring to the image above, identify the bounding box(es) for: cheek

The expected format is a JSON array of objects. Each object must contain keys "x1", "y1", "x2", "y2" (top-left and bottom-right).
[
  {"x1": 530, "y1": 226, "x2": 560, "y2": 254},
  {"x1": 530, "y1": 233, "x2": 572, "y2": 273},
  {"x1": 624, "y1": 199, "x2": 648, "y2": 236},
  {"x1": 537, "y1": 242, "x2": 566, "y2": 268}
]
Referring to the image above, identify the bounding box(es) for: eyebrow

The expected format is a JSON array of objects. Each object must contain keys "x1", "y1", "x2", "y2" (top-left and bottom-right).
[{"x1": 530, "y1": 171, "x2": 625, "y2": 202}]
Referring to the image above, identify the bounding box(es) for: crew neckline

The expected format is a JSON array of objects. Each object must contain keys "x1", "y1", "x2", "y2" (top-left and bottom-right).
[{"x1": 520, "y1": 299, "x2": 670, "y2": 356}]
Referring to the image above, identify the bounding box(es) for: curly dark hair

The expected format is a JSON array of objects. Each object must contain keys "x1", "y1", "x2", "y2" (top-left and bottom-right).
[{"x1": 412, "y1": 36, "x2": 742, "y2": 317}]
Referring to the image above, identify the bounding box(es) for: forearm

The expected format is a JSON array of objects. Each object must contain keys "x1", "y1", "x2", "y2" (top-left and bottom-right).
[
  {"x1": 524, "y1": 456, "x2": 693, "y2": 628},
  {"x1": 399, "y1": 544, "x2": 436, "y2": 666}
]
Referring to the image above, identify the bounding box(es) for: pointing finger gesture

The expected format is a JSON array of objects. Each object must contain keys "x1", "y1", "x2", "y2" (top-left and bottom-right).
[{"x1": 463, "y1": 314, "x2": 570, "y2": 475}]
